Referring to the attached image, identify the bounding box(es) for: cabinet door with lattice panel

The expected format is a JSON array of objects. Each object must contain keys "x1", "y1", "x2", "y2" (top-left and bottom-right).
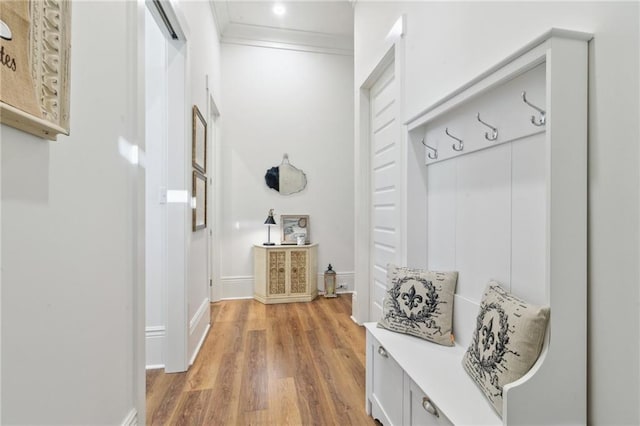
[
  {"x1": 268, "y1": 251, "x2": 287, "y2": 296},
  {"x1": 290, "y1": 250, "x2": 308, "y2": 294}
]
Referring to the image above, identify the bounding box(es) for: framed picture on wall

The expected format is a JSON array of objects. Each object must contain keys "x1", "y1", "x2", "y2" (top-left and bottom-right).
[
  {"x1": 192, "y1": 171, "x2": 207, "y2": 231},
  {"x1": 280, "y1": 215, "x2": 310, "y2": 244},
  {"x1": 192, "y1": 105, "x2": 207, "y2": 173}
]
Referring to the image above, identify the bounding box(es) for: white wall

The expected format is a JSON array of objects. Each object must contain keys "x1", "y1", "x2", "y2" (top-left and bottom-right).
[
  {"x1": 220, "y1": 44, "x2": 354, "y2": 296},
  {"x1": 1, "y1": 1, "x2": 140, "y2": 423},
  {"x1": 354, "y1": 2, "x2": 639, "y2": 424}
]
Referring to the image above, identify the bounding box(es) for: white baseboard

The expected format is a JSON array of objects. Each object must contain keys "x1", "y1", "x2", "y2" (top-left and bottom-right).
[
  {"x1": 145, "y1": 326, "x2": 165, "y2": 369},
  {"x1": 146, "y1": 364, "x2": 164, "y2": 370},
  {"x1": 220, "y1": 272, "x2": 355, "y2": 300},
  {"x1": 221, "y1": 275, "x2": 254, "y2": 299},
  {"x1": 188, "y1": 298, "x2": 210, "y2": 365},
  {"x1": 121, "y1": 408, "x2": 137, "y2": 426},
  {"x1": 317, "y1": 270, "x2": 355, "y2": 292},
  {"x1": 351, "y1": 291, "x2": 359, "y2": 323},
  {"x1": 190, "y1": 323, "x2": 210, "y2": 366},
  {"x1": 189, "y1": 298, "x2": 210, "y2": 332}
]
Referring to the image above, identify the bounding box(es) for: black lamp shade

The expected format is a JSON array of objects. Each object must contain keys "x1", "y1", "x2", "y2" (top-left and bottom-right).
[{"x1": 264, "y1": 215, "x2": 276, "y2": 225}]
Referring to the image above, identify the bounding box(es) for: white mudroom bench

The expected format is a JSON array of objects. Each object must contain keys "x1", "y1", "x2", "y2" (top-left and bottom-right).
[{"x1": 362, "y1": 28, "x2": 591, "y2": 426}]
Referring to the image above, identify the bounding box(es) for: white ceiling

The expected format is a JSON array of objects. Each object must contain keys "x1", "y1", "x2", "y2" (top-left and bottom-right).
[{"x1": 211, "y1": 0, "x2": 355, "y2": 55}]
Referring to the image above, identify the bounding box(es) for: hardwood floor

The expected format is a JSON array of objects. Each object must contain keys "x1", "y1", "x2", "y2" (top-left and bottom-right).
[{"x1": 146, "y1": 295, "x2": 376, "y2": 425}]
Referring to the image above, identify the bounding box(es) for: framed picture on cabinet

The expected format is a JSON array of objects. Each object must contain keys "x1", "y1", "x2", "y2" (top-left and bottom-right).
[
  {"x1": 192, "y1": 171, "x2": 207, "y2": 231},
  {"x1": 192, "y1": 105, "x2": 207, "y2": 173},
  {"x1": 280, "y1": 215, "x2": 309, "y2": 245}
]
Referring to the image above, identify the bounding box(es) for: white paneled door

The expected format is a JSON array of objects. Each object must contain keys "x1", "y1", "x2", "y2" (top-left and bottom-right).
[{"x1": 369, "y1": 62, "x2": 401, "y2": 321}]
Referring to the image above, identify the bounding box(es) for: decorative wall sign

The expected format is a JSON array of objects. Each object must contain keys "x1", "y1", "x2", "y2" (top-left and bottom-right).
[
  {"x1": 0, "y1": 1, "x2": 71, "y2": 140},
  {"x1": 192, "y1": 171, "x2": 207, "y2": 231},
  {"x1": 192, "y1": 105, "x2": 207, "y2": 174}
]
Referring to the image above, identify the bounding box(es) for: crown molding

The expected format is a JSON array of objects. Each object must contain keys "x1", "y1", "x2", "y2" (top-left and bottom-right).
[
  {"x1": 209, "y1": 1, "x2": 353, "y2": 56},
  {"x1": 221, "y1": 22, "x2": 353, "y2": 56},
  {"x1": 209, "y1": 0, "x2": 228, "y2": 40}
]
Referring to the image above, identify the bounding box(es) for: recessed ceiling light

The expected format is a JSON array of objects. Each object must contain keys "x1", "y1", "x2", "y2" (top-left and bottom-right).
[{"x1": 273, "y1": 3, "x2": 286, "y2": 16}]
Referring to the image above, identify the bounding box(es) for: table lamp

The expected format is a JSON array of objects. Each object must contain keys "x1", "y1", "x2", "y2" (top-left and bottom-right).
[{"x1": 263, "y1": 209, "x2": 276, "y2": 246}]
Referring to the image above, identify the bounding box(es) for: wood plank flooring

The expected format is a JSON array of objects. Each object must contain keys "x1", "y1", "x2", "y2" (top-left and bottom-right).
[{"x1": 146, "y1": 295, "x2": 376, "y2": 425}]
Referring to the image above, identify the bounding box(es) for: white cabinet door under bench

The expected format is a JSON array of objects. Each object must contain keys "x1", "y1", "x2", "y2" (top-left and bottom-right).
[
  {"x1": 365, "y1": 323, "x2": 500, "y2": 426},
  {"x1": 405, "y1": 378, "x2": 452, "y2": 426}
]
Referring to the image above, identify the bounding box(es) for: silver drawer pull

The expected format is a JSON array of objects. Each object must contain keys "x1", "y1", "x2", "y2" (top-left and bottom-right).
[
  {"x1": 422, "y1": 396, "x2": 439, "y2": 418},
  {"x1": 377, "y1": 346, "x2": 389, "y2": 358}
]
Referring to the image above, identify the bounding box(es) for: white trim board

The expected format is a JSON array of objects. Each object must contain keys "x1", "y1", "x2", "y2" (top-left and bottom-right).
[
  {"x1": 221, "y1": 275, "x2": 254, "y2": 300},
  {"x1": 189, "y1": 323, "x2": 210, "y2": 366},
  {"x1": 145, "y1": 325, "x2": 166, "y2": 337},
  {"x1": 222, "y1": 22, "x2": 353, "y2": 56},
  {"x1": 189, "y1": 298, "x2": 210, "y2": 332},
  {"x1": 188, "y1": 297, "x2": 210, "y2": 367},
  {"x1": 405, "y1": 28, "x2": 592, "y2": 127},
  {"x1": 221, "y1": 36, "x2": 353, "y2": 56},
  {"x1": 317, "y1": 271, "x2": 355, "y2": 293},
  {"x1": 220, "y1": 272, "x2": 355, "y2": 300},
  {"x1": 145, "y1": 326, "x2": 165, "y2": 369},
  {"x1": 121, "y1": 408, "x2": 137, "y2": 426}
]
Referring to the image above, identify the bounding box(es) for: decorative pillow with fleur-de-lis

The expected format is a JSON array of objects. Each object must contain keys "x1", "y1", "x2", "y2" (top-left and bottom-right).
[
  {"x1": 462, "y1": 281, "x2": 550, "y2": 417},
  {"x1": 377, "y1": 265, "x2": 458, "y2": 346}
]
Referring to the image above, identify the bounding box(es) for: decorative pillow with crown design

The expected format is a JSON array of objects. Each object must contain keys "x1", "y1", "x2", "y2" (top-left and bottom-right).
[
  {"x1": 462, "y1": 281, "x2": 550, "y2": 417},
  {"x1": 377, "y1": 265, "x2": 458, "y2": 346}
]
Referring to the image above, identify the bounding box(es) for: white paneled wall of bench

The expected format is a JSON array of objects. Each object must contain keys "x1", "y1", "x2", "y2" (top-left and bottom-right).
[{"x1": 365, "y1": 29, "x2": 591, "y2": 425}]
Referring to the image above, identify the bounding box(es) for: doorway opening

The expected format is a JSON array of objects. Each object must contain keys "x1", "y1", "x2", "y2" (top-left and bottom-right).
[{"x1": 144, "y1": 0, "x2": 189, "y2": 375}]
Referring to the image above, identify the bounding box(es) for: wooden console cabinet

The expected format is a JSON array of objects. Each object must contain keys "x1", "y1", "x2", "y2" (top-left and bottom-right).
[{"x1": 253, "y1": 244, "x2": 318, "y2": 304}]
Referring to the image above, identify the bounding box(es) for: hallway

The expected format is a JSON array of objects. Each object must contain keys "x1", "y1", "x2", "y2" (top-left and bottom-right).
[{"x1": 146, "y1": 295, "x2": 375, "y2": 425}]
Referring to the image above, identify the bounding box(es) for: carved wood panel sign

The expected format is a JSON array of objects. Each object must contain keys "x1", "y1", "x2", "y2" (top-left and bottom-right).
[{"x1": 0, "y1": 1, "x2": 71, "y2": 140}]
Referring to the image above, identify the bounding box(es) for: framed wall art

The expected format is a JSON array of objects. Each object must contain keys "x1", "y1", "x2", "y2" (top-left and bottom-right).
[
  {"x1": 0, "y1": 1, "x2": 71, "y2": 140},
  {"x1": 192, "y1": 105, "x2": 207, "y2": 174},
  {"x1": 280, "y1": 215, "x2": 310, "y2": 244},
  {"x1": 192, "y1": 171, "x2": 207, "y2": 231}
]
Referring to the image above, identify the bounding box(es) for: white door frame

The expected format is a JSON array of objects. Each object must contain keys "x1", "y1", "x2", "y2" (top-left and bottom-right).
[
  {"x1": 206, "y1": 85, "x2": 222, "y2": 303},
  {"x1": 142, "y1": 0, "x2": 189, "y2": 374},
  {"x1": 164, "y1": 32, "x2": 188, "y2": 373},
  {"x1": 353, "y1": 17, "x2": 406, "y2": 325},
  {"x1": 354, "y1": 47, "x2": 394, "y2": 325}
]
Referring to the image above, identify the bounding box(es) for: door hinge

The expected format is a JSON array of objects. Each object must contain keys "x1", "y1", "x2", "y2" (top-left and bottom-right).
[{"x1": 209, "y1": 279, "x2": 212, "y2": 287}]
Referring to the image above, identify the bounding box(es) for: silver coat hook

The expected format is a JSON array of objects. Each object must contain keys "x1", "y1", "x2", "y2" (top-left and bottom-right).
[
  {"x1": 521, "y1": 91, "x2": 546, "y2": 126},
  {"x1": 476, "y1": 113, "x2": 498, "y2": 141},
  {"x1": 421, "y1": 138, "x2": 438, "y2": 159},
  {"x1": 446, "y1": 128, "x2": 464, "y2": 152}
]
